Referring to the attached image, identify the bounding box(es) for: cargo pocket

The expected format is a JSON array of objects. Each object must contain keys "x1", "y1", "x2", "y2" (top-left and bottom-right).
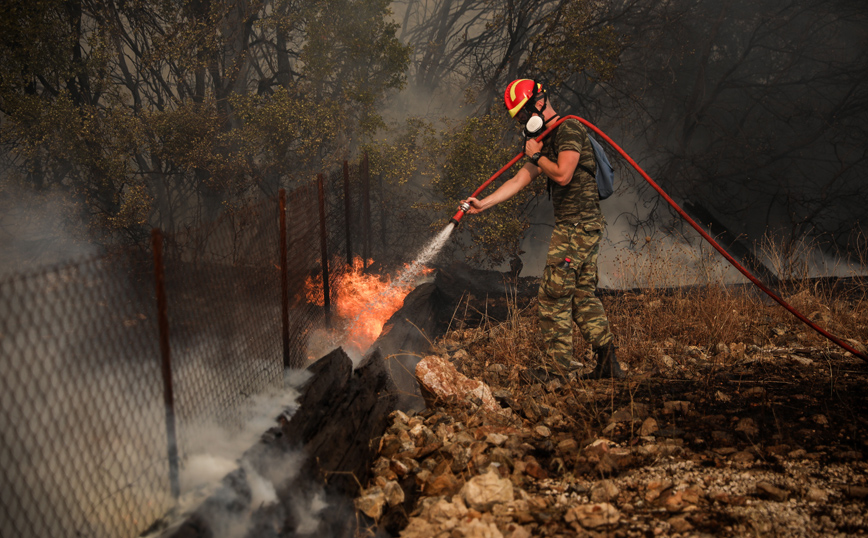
[
  {"x1": 581, "y1": 218, "x2": 604, "y2": 233},
  {"x1": 541, "y1": 263, "x2": 577, "y2": 299}
]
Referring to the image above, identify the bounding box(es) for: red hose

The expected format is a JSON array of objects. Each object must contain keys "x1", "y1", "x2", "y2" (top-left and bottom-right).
[{"x1": 458, "y1": 114, "x2": 867, "y2": 362}]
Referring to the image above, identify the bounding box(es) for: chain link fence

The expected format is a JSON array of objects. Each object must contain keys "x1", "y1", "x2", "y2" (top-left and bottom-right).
[{"x1": 0, "y1": 155, "x2": 410, "y2": 538}]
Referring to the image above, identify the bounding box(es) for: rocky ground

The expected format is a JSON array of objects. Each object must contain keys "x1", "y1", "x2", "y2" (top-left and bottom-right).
[{"x1": 353, "y1": 290, "x2": 868, "y2": 538}]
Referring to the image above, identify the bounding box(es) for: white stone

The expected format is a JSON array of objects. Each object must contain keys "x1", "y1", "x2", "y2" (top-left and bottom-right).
[
  {"x1": 460, "y1": 470, "x2": 515, "y2": 512},
  {"x1": 355, "y1": 486, "x2": 386, "y2": 519},
  {"x1": 565, "y1": 502, "x2": 621, "y2": 528}
]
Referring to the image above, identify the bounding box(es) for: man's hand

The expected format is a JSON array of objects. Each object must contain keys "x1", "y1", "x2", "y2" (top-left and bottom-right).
[
  {"x1": 461, "y1": 197, "x2": 485, "y2": 215},
  {"x1": 525, "y1": 138, "x2": 543, "y2": 158}
]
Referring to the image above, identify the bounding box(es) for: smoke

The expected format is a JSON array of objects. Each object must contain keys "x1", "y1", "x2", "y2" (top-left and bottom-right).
[
  {"x1": 0, "y1": 185, "x2": 98, "y2": 278},
  {"x1": 176, "y1": 367, "x2": 309, "y2": 492},
  {"x1": 149, "y1": 368, "x2": 320, "y2": 538}
]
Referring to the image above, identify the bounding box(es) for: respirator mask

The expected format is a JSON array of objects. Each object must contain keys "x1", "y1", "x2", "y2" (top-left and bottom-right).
[
  {"x1": 518, "y1": 89, "x2": 548, "y2": 138},
  {"x1": 524, "y1": 114, "x2": 546, "y2": 137}
]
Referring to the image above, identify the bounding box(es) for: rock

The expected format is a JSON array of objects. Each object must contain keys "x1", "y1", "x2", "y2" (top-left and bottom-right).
[
  {"x1": 731, "y1": 450, "x2": 756, "y2": 464},
  {"x1": 790, "y1": 354, "x2": 813, "y2": 366},
  {"x1": 557, "y1": 438, "x2": 579, "y2": 454},
  {"x1": 533, "y1": 425, "x2": 552, "y2": 438},
  {"x1": 730, "y1": 342, "x2": 747, "y2": 358},
  {"x1": 414, "y1": 469, "x2": 431, "y2": 487},
  {"x1": 662, "y1": 490, "x2": 687, "y2": 512},
  {"x1": 521, "y1": 399, "x2": 542, "y2": 422},
  {"x1": 453, "y1": 519, "x2": 504, "y2": 538},
  {"x1": 611, "y1": 403, "x2": 649, "y2": 423},
  {"x1": 668, "y1": 515, "x2": 694, "y2": 533},
  {"x1": 735, "y1": 417, "x2": 759, "y2": 437},
  {"x1": 416, "y1": 355, "x2": 501, "y2": 413},
  {"x1": 756, "y1": 481, "x2": 790, "y2": 502},
  {"x1": 709, "y1": 491, "x2": 747, "y2": 506},
  {"x1": 400, "y1": 517, "x2": 438, "y2": 538},
  {"x1": 583, "y1": 438, "x2": 612, "y2": 457},
  {"x1": 489, "y1": 448, "x2": 514, "y2": 470},
  {"x1": 812, "y1": 414, "x2": 829, "y2": 426},
  {"x1": 545, "y1": 378, "x2": 563, "y2": 392},
  {"x1": 645, "y1": 480, "x2": 673, "y2": 502},
  {"x1": 379, "y1": 434, "x2": 404, "y2": 458},
  {"x1": 663, "y1": 401, "x2": 690, "y2": 414},
  {"x1": 639, "y1": 417, "x2": 659, "y2": 436},
  {"x1": 805, "y1": 487, "x2": 828, "y2": 503},
  {"x1": 590, "y1": 480, "x2": 620, "y2": 503},
  {"x1": 372, "y1": 457, "x2": 394, "y2": 479},
  {"x1": 460, "y1": 470, "x2": 515, "y2": 512},
  {"x1": 424, "y1": 472, "x2": 462, "y2": 496},
  {"x1": 524, "y1": 460, "x2": 548, "y2": 480},
  {"x1": 384, "y1": 480, "x2": 405, "y2": 507},
  {"x1": 743, "y1": 386, "x2": 765, "y2": 398},
  {"x1": 506, "y1": 525, "x2": 532, "y2": 538},
  {"x1": 390, "y1": 458, "x2": 411, "y2": 477},
  {"x1": 355, "y1": 486, "x2": 386, "y2": 519},
  {"x1": 447, "y1": 443, "x2": 472, "y2": 473},
  {"x1": 452, "y1": 349, "x2": 469, "y2": 362},
  {"x1": 426, "y1": 497, "x2": 468, "y2": 520},
  {"x1": 486, "y1": 432, "x2": 509, "y2": 446},
  {"x1": 565, "y1": 503, "x2": 621, "y2": 529}
]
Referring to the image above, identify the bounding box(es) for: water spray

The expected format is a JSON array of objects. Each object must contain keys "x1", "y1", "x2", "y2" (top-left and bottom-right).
[{"x1": 451, "y1": 115, "x2": 867, "y2": 362}]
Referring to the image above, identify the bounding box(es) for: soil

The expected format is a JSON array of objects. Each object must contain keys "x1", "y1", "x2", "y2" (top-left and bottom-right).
[{"x1": 357, "y1": 291, "x2": 868, "y2": 538}]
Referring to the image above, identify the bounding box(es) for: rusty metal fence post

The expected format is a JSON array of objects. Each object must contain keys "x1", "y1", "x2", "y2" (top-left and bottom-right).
[
  {"x1": 343, "y1": 160, "x2": 353, "y2": 266},
  {"x1": 279, "y1": 189, "x2": 290, "y2": 369},
  {"x1": 151, "y1": 229, "x2": 181, "y2": 500},
  {"x1": 362, "y1": 152, "x2": 371, "y2": 269},
  {"x1": 317, "y1": 174, "x2": 332, "y2": 328}
]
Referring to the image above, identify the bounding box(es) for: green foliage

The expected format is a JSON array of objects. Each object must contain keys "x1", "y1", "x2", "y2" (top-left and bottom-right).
[
  {"x1": 363, "y1": 117, "x2": 438, "y2": 187},
  {"x1": 529, "y1": 0, "x2": 622, "y2": 85},
  {"x1": 0, "y1": 0, "x2": 410, "y2": 244},
  {"x1": 365, "y1": 112, "x2": 546, "y2": 267},
  {"x1": 431, "y1": 111, "x2": 546, "y2": 266}
]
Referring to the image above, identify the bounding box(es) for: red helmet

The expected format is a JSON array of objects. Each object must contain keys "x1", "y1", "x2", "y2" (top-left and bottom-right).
[{"x1": 504, "y1": 79, "x2": 543, "y2": 118}]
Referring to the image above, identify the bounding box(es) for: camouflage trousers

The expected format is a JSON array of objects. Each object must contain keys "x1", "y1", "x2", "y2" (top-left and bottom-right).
[{"x1": 538, "y1": 219, "x2": 614, "y2": 367}]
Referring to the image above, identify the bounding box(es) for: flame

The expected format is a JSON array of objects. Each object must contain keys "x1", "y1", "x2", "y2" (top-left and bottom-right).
[{"x1": 304, "y1": 256, "x2": 431, "y2": 358}]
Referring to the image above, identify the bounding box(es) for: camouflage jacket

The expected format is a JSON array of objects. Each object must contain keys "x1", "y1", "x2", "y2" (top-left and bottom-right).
[{"x1": 541, "y1": 118, "x2": 603, "y2": 226}]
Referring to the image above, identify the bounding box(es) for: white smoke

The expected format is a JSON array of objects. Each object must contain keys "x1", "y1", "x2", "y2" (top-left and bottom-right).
[
  {"x1": 147, "y1": 368, "x2": 317, "y2": 538},
  {"x1": 0, "y1": 186, "x2": 98, "y2": 278}
]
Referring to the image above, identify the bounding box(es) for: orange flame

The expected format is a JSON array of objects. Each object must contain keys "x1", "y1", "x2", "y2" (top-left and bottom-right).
[{"x1": 304, "y1": 257, "x2": 431, "y2": 357}]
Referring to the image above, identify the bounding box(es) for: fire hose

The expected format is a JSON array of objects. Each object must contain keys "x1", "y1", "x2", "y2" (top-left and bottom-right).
[{"x1": 451, "y1": 115, "x2": 868, "y2": 362}]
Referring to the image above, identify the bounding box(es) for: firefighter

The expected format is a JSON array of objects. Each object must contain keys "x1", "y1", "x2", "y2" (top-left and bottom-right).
[{"x1": 461, "y1": 79, "x2": 625, "y2": 381}]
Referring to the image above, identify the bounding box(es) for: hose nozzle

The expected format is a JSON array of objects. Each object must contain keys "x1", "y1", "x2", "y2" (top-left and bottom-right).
[{"x1": 449, "y1": 202, "x2": 471, "y2": 226}]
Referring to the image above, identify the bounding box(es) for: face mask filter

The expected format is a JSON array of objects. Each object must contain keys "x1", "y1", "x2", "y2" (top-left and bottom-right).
[{"x1": 524, "y1": 115, "x2": 545, "y2": 137}]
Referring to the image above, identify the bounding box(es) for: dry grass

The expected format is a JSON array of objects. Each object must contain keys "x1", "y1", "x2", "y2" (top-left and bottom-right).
[{"x1": 434, "y1": 241, "x2": 868, "y2": 439}]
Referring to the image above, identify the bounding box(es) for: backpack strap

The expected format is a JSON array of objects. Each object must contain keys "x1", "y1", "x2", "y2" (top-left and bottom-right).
[{"x1": 576, "y1": 162, "x2": 595, "y2": 177}]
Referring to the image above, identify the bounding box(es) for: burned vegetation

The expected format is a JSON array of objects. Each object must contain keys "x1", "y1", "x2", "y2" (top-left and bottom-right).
[{"x1": 356, "y1": 276, "x2": 868, "y2": 537}]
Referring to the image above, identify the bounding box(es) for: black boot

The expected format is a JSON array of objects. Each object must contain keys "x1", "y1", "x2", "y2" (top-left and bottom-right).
[{"x1": 583, "y1": 343, "x2": 626, "y2": 379}]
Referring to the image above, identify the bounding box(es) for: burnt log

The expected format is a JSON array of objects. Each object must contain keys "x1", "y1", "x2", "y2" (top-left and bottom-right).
[
  {"x1": 161, "y1": 347, "x2": 397, "y2": 538},
  {"x1": 371, "y1": 282, "x2": 450, "y2": 411},
  {"x1": 372, "y1": 264, "x2": 539, "y2": 411}
]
